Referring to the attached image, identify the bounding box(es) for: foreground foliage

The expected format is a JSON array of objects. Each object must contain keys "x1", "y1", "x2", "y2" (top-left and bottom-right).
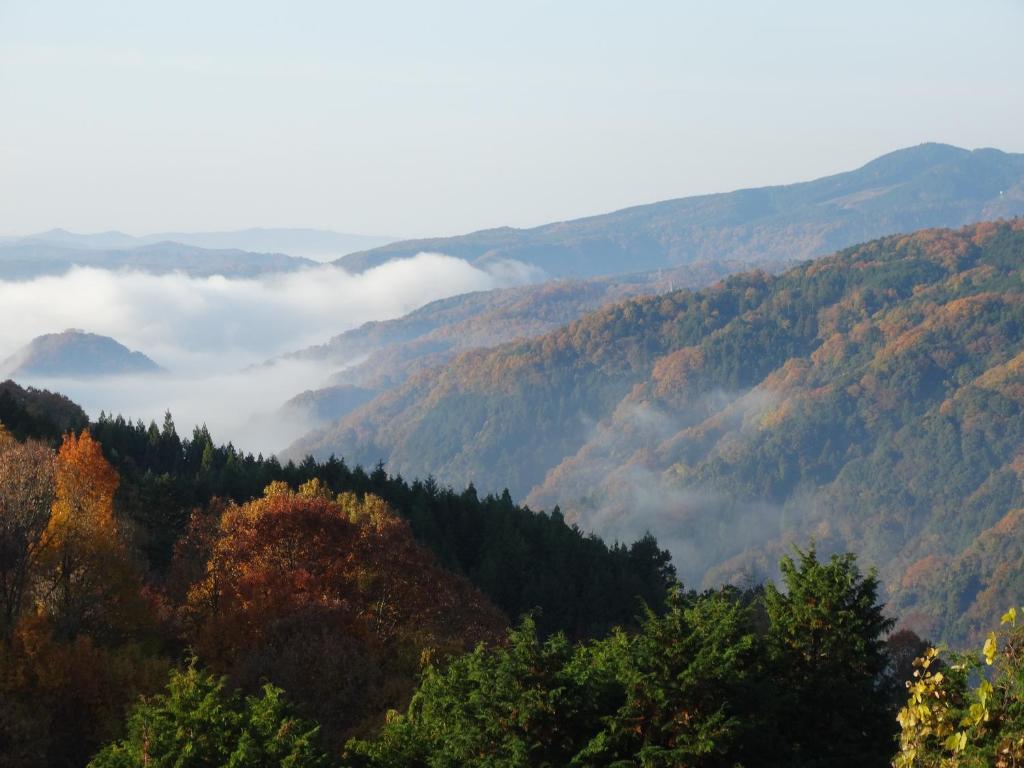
[
  {"x1": 0, "y1": 414, "x2": 679, "y2": 766},
  {"x1": 0, "y1": 399, "x2": 962, "y2": 768},
  {"x1": 88, "y1": 662, "x2": 330, "y2": 768},
  {"x1": 346, "y1": 547, "x2": 899, "y2": 768},
  {"x1": 894, "y1": 608, "x2": 1024, "y2": 767}
]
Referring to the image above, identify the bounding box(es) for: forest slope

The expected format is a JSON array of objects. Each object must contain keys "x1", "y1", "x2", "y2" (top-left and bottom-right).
[
  {"x1": 279, "y1": 261, "x2": 739, "y2": 427},
  {"x1": 295, "y1": 220, "x2": 1024, "y2": 644}
]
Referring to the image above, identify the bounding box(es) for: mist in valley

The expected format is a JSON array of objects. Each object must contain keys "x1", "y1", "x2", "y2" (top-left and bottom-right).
[
  {"x1": 0, "y1": 252, "x2": 542, "y2": 454},
  {"x1": 540, "y1": 388, "x2": 820, "y2": 587}
]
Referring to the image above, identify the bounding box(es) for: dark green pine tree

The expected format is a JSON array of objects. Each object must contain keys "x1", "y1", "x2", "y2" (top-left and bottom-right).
[
  {"x1": 88, "y1": 661, "x2": 332, "y2": 768},
  {"x1": 344, "y1": 616, "x2": 622, "y2": 767},
  {"x1": 579, "y1": 588, "x2": 757, "y2": 767},
  {"x1": 760, "y1": 546, "x2": 897, "y2": 768}
]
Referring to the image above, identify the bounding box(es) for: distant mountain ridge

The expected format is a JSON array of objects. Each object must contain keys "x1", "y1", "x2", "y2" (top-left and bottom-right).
[
  {"x1": 0, "y1": 227, "x2": 399, "y2": 280},
  {"x1": 1, "y1": 330, "x2": 162, "y2": 378},
  {"x1": 336, "y1": 144, "x2": 1024, "y2": 277},
  {"x1": 17, "y1": 227, "x2": 396, "y2": 260},
  {"x1": 0, "y1": 241, "x2": 316, "y2": 280}
]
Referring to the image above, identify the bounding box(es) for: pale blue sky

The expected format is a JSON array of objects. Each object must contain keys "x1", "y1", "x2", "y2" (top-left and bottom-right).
[{"x1": 1, "y1": 0, "x2": 1021, "y2": 237}]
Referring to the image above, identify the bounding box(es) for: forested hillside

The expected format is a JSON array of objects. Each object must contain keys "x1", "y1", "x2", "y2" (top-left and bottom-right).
[
  {"x1": 337, "y1": 144, "x2": 1024, "y2": 277},
  {"x1": 0, "y1": 378, "x2": 88, "y2": 441},
  {"x1": 280, "y1": 262, "x2": 737, "y2": 427},
  {"x1": 296, "y1": 219, "x2": 1024, "y2": 646},
  {"x1": 0, "y1": 399, "x2": 675, "y2": 765}
]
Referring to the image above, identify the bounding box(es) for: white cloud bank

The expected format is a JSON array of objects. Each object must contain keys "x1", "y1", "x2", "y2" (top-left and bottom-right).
[
  {"x1": 0, "y1": 253, "x2": 543, "y2": 453},
  {"x1": 0, "y1": 253, "x2": 540, "y2": 372}
]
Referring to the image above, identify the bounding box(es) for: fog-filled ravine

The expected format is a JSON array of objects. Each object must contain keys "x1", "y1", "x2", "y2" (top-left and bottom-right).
[{"x1": 0, "y1": 253, "x2": 543, "y2": 453}]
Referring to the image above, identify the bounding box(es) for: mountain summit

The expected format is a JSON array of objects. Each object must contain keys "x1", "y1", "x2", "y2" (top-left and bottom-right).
[
  {"x1": 1, "y1": 330, "x2": 163, "y2": 378},
  {"x1": 336, "y1": 143, "x2": 1024, "y2": 277}
]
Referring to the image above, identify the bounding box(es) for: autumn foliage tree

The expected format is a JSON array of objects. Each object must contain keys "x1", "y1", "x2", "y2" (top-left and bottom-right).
[
  {"x1": 33, "y1": 431, "x2": 144, "y2": 641},
  {"x1": 892, "y1": 608, "x2": 1024, "y2": 767},
  {"x1": 181, "y1": 481, "x2": 506, "y2": 743},
  {"x1": 0, "y1": 618, "x2": 168, "y2": 768},
  {"x1": 0, "y1": 430, "x2": 166, "y2": 768},
  {"x1": 90, "y1": 411, "x2": 676, "y2": 641}
]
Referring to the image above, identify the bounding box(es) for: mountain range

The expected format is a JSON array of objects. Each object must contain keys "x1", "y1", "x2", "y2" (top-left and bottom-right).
[
  {"x1": 15, "y1": 227, "x2": 396, "y2": 260},
  {"x1": 337, "y1": 143, "x2": 1024, "y2": 278},
  {"x1": 284, "y1": 144, "x2": 1024, "y2": 432},
  {"x1": 0, "y1": 240, "x2": 317, "y2": 280},
  {"x1": 0, "y1": 228, "x2": 398, "y2": 281},
  {"x1": 290, "y1": 219, "x2": 1024, "y2": 645}
]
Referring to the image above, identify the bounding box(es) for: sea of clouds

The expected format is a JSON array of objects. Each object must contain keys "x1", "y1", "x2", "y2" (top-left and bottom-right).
[{"x1": 0, "y1": 253, "x2": 543, "y2": 453}]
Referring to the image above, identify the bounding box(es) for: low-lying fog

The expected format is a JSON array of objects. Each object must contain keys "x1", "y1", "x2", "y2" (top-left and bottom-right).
[{"x1": 1, "y1": 253, "x2": 542, "y2": 454}]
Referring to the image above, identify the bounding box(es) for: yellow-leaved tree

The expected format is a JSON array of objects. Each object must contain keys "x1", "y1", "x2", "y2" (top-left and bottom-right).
[{"x1": 894, "y1": 607, "x2": 1024, "y2": 767}]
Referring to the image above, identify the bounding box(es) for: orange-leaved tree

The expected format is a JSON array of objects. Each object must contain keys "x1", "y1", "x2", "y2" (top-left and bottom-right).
[
  {"x1": 34, "y1": 430, "x2": 146, "y2": 641},
  {"x1": 1, "y1": 430, "x2": 165, "y2": 767},
  {"x1": 182, "y1": 480, "x2": 506, "y2": 742}
]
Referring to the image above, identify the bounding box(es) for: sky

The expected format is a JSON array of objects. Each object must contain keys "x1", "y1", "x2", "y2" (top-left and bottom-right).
[{"x1": 1, "y1": 0, "x2": 1022, "y2": 238}]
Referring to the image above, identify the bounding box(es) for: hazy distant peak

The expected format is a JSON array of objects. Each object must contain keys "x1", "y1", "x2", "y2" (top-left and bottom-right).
[
  {"x1": 11, "y1": 228, "x2": 398, "y2": 261},
  {"x1": 0, "y1": 239, "x2": 318, "y2": 280},
  {"x1": 854, "y1": 142, "x2": 973, "y2": 176},
  {"x1": 22, "y1": 228, "x2": 140, "y2": 250},
  {"x1": 1, "y1": 330, "x2": 163, "y2": 379}
]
